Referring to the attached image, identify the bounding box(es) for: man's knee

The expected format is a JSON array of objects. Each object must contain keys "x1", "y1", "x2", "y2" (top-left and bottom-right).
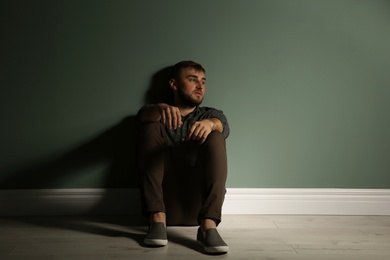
[
  {"x1": 139, "y1": 121, "x2": 165, "y2": 134},
  {"x1": 138, "y1": 121, "x2": 167, "y2": 143},
  {"x1": 204, "y1": 131, "x2": 225, "y2": 146}
]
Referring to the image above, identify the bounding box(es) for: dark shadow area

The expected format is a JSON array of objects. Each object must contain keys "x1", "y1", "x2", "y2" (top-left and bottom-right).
[
  {"x1": 1, "y1": 216, "x2": 147, "y2": 247},
  {"x1": 0, "y1": 65, "x2": 208, "y2": 252},
  {"x1": 0, "y1": 68, "x2": 177, "y2": 191},
  {"x1": 0, "y1": 115, "x2": 139, "y2": 190},
  {"x1": 1, "y1": 0, "x2": 203, "y2": 251},
  {"x1": 1, "y1": 216, "x2": 206, "y2": 254},
  {"x1": 167, "y1": 229, "x2": 205, "y2": 254},
  {"x1": 144, "y1": 66, "x2": 174, "y2": 105},
  {"x1": 0, "y1": 115, "x2": 142, "y2": 222}
]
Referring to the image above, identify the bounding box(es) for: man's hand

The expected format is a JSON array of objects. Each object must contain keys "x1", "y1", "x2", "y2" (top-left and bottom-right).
[
  {"x1": 187, "y1": 118, "x2": 222, "y2": 144},
  {"x1": 158, "y1": 103, "x2": 183, "y2": 129},
  {"x1": 139, "y1": 103, "x2": 182, "y2": 129}
]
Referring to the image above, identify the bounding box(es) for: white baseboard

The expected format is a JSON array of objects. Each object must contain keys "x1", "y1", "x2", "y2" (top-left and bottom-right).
[
  {"x1": 1, "y1": 188, "x2": 390, "y2": 216},
  {"x1": 222, "y1": 188, "x2": 390, "y2": 215}
]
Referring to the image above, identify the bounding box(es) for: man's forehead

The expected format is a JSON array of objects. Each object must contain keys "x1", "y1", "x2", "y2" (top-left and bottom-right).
[{"x1": 182, "y1": 68, "x2": 206, "y2": 78}]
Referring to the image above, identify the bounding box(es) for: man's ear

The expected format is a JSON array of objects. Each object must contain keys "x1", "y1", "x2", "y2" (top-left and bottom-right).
[{"x1": 169, "y1": 79, "x2": 177, "y2": 91}]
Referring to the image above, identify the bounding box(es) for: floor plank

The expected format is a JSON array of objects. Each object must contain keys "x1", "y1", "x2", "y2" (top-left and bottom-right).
[{"x1": 0, "y1": 215, "x2": 390, "y2": 259}]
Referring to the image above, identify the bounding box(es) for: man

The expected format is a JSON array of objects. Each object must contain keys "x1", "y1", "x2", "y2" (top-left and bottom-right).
[{"x1": 137, "y1": 61, "x2": 229, "y2": 254}]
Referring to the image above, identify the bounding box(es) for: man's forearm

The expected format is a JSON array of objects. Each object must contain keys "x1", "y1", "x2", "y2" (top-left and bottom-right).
[{"x1": 209, "y1": 118, "x2": 224, "y2": 133}]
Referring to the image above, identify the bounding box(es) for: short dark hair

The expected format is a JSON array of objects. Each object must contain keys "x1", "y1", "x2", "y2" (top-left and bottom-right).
[{"x1": 171, "y1": 60, "x2": 206, "y2": 79}]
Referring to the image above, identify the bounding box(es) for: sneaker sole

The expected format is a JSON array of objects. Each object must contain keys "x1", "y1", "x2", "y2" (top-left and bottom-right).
[
  {"x1": 144, "y1": 238, "x2": 168, "y2": 246},
  {"x1": 197, "y1": 240, "x2": 229, "y2": 254}
]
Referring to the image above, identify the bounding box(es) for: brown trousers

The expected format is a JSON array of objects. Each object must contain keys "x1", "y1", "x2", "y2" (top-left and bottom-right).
[{"x1": 137, "y1": 121, "x2": 227, "y2": 226}]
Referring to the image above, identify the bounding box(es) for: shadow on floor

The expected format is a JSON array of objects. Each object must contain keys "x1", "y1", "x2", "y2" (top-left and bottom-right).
[{"x1": 1, "y1": 215, "x2": 206, "y2": 254}]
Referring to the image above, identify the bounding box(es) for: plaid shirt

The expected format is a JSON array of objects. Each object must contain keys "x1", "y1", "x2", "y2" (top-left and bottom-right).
[
  {"x1": 165, "y1": 106, "x2": 229, "y2": 146},
  {"x1": 138, "y1": 105, "x2": 229, "y2": 147}
]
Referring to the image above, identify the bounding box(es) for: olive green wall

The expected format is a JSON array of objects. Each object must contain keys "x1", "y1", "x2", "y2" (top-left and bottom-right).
[{"x1": 1, "y1": 0, "x2": 389, "y2": 189}]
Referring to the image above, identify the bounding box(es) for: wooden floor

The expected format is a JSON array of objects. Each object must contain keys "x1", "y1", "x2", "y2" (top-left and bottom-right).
[{"x1": 1, "y1": 215, "x2": 390, "y2": 259}]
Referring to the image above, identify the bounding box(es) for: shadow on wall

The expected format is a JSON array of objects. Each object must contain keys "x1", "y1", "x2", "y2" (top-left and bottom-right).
[
  {"x1": 0, "y1": 116, "x2": 138, "y2": 190},
  {"x1": 0, "y1": 66, "x2": 174, "y2": 217},
  {"x1": 144, "y1": 65, "x2": 174, "y2": 105},
  {"x1": 0, "y1": 66, "x2": 204, "y2": 250}
]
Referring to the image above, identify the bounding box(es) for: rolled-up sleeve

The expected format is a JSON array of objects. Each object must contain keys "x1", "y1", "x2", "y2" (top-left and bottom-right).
[{"x1": 203, "y1": 108, "x2": 230, "y2": 139}]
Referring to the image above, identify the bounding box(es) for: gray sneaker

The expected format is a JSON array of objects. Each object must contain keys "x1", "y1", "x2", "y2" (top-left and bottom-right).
[
  {"x1": 144, "y1": 222, "x2": 168, "y2": 246},
  {"x1": 197, "y1": 227, "x2": 229, "y2": 254}
]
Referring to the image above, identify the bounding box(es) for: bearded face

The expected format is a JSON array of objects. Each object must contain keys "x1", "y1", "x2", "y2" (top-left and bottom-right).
[
  {"x1": 171, "y1": 68, "x2": 206, "y2": 108},
  {"x1": 176, "y1": 83, "x2": 204, "y2": 107}
]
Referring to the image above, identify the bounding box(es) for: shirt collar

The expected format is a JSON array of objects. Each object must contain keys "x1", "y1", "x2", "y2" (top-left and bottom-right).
[{"x1": 182, "y1": 106, "x2": 200, "y2": 119}]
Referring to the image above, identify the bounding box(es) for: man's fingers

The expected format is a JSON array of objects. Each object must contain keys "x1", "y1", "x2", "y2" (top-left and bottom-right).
[
  {"x1": 187, "y1": 122, "x2": 211, "y2": 143},
  {"x1": 187, "y1": 123, "x2": 198, "y2": 140},
  {"x1": 170, "y1": 107, "x2": 176, "y2": 129},
  {"x1": 171, "y1": 107, "x2": 182, "y2": 129},
  {"x1": 173, "y1": 108, "x2": 182, "y2": 129},
  {"x1": 194, "y1": 128, "x2": 204, "y2": 140},
  {"x1": 161, "y1": 106, "x2": 182, "y2": 129},
  {"x1": 199, "y1": 134, "x2": 207, "y2": 144},
  {"x1": 196, "y1": 130, "x2": 205, "y2": 141},
  {"x1": 177, "y1": 111, "x2": 183, "y2": 128}
]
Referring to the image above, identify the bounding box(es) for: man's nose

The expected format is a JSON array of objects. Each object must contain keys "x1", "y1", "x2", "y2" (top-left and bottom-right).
[{"x1": 196, "y1": 80, "x2": 204, "y2": 88}]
